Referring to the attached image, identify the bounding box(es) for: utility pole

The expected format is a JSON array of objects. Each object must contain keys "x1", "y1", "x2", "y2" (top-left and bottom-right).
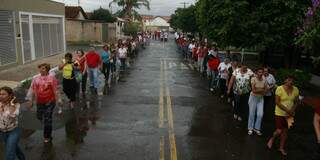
[
  {"x1": 180, "y1": 2, "x2": 190, "y2": 8},
  {"x1": 78, "y1": 0, "x2": 80, "y2": 6}
]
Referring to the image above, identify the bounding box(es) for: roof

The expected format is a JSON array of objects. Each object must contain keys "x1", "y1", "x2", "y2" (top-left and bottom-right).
[
  {"x1": 141, "y1": 15, "x2": 171, "y2": 22},
  {"x1": 116, "y1": 17, "x2": 126, "y2": 22},
  {"x1": 160, "y1": 16, "x2": 171, "y2": 22},
  {"x1": 86, "y1": 12, "x2": 93, "y2": 19},
  {"x1": 141, "y1": 15, "x2": 155, "y2": 21},
  {"x1": 65, "y1": 6, "x2": 88, "y2": 19}
]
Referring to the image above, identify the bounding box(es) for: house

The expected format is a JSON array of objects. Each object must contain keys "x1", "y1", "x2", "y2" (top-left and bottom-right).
[
  {"x1": 0, "y1": 0, "x2": 65, "y2": 70},
  {"x1": 141, "y1": 15, "x2": 171, "y2": 31},
  {"x1": 65, "y1": 6, "x2": 119, "y2": 44},
  {"x1": 65, "y1": 6, "x2": 88, "y2": 20},
  {"x1": 115, "y1": 17, "x2": 126, "y2": 39}
]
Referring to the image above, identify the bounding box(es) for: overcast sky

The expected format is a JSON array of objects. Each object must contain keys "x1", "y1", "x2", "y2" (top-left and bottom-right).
[{"x1": 53, "y1": 0, "x2": 196, "y2": 16}]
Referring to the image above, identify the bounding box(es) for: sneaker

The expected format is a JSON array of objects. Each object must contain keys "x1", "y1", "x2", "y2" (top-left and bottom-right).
[
  {"x1": 254, "y1": 129, "x2": 263, "y2": 136},
  {"x1": 58, "y1": 107, "x2": 63, "y2": 114},
  {"x1": 233, "y1": 114, "x2": 238, "y2": 120},
  {"x1": 248, "y1": 129, "x2": 253, "y2": 135},
  {"x1": 210, "y1": 88, "x2": 214, "y2": 92},
  {"x1": 220, "y1": 95, "x2": 224, "y2": 99},
  {"x1": 237, "y1": 117, "x2": 242, "y2": 121}
]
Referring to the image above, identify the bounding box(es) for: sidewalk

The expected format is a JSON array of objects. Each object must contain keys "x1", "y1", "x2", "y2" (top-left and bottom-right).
[{"x1": 0, "y1": 53, "x2": 64, "y2": 89}]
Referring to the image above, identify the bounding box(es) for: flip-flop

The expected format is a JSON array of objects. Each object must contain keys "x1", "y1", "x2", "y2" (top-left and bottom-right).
[
  {"x1": 267, "y1": 140, "x2": 273, "y2": 150},
  {"x1": 278, "y1": 149, "x2": 287, "y2": 156}
]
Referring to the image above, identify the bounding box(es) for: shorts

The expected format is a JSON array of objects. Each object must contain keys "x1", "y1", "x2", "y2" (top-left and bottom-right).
[{"x1": 275, "y1": 116, "x2": 288, "y2": 129}]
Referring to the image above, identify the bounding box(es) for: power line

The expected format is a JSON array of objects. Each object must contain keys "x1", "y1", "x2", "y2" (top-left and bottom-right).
[{"x1": 180, "y1": 2, "x2": 190, "y2": 8}]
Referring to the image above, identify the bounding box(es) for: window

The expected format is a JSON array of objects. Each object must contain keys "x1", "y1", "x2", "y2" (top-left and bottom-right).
[{"x1": 32, "y1": 15, "x2": 64, "y2": 59}]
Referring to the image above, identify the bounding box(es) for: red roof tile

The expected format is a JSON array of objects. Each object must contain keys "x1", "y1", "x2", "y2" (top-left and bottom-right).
[{"x1": 65, "y1": 6, "x2": 88, "y2": 19}]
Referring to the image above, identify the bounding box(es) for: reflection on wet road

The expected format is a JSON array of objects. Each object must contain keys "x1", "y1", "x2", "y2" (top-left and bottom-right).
[{"x1": 0, "y1": 38, "x2": 318, "y2": 160}]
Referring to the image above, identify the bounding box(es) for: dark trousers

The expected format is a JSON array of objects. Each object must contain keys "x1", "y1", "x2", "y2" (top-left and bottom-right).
[
  {"x1": 120, "y1": 58, "x2": 126, "y2": 70},
  {"x1": 219, "y1": 78, "x2": 227, "y2": 96},
  {"x1": 37, "y1": 102, "x2": 55, "y2": 139},
  {"x1": 102, "y1": 63, "x2": 111, "y2": 81},
  {"x1": 264, "y1": 95, "x2": 275, "y2": 122},
  {"x1": 234, "y1": 93, "x2": 250, "y2": 119},
  {"x1": 63, "y1": 78, "x2": 77, "y2": 102},
  {"x1": 81, "y1": 72, "x2": 87, "y2": 93}
]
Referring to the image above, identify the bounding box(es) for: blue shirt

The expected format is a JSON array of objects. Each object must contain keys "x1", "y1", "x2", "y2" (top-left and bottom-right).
[{"x1": 100, "y1": 50, "x2": 110, "y2": 64}]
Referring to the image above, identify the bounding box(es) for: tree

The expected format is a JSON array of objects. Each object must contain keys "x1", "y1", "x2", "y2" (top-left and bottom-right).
[
  {"x1": 123, "y1": 22, "x2": 140, "y2": 36},
  {"x1": 195, "y1": 0, "x2": 254, "y2": 48},
  {"x1": 169, "y1": 5, "x2": 198, "y2": 34},
  {"x1": 194, "y1": 0, "x2": 310, "y2": 68},
  {"x1": 295, "y1": 1, "x2": 320, "y2": 70},
  {"x1": 109, "y1": 0, "x2": 150, "y2": 21},
  {"x1": 90, "y1": 7, "x2": 116, "y2": 22}
]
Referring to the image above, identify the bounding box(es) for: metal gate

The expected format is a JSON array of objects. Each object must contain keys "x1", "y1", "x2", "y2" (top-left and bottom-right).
[
  {"x1": 102, "y1": 23, "x2": 108, "y2": 43},
  {"x1": 21, "y1": 14, "x2": 32, "y2": 63},
  {"x1": 0, "y1": 10, "x2": 16, "y2": 66}
]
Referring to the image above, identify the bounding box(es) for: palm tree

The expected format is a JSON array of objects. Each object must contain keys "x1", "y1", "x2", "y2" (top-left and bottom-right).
[{"x1": 109, "y1": 0, "x2": 150, "y2": 21}]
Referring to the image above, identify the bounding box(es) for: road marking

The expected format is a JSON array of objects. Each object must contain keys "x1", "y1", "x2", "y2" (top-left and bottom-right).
[
  {"x1": 159, "y1": 60, "x2": 165, "y2": 160},
  {"x1": 159, "y1": 60, "x2": 164, "y2": 128},
  {"x1": 169, "y1": 62, "x2": 177, "y2": 69},
  {"x1": 180, "y1": 63, "x2": 189, "y2": 70},
  {"x1": 164, "y1": 60, "x2": 178, "y2": 160},
  {"x1": 160, "y1": 136, "x2": 165, "y2": 160}
]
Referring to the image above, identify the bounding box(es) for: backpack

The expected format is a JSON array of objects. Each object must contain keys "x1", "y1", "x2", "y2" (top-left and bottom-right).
[{"x1": 208, "y1": 57, "x2": 220, "y2": 70}]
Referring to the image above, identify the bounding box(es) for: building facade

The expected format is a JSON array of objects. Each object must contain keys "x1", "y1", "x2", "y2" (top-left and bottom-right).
[
  {"x1": 142, "y1": 15, "x2": 171, "y2": 31},
  {"x1": 0, "y1": 0, "x2": 65, "y2": 70}
]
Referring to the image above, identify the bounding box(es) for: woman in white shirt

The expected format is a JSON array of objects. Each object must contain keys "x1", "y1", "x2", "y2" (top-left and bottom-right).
[
  {"x1": 118, "y1": 44, "x2": 128, "y2": 71},
  {"x1": 218, "y1": 58, "x2": 231, "y2": 98}
]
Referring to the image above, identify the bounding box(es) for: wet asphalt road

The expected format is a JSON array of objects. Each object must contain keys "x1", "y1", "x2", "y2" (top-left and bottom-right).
[{"x1": 1, "y1": 38, "x2": 319, "y2": 160}]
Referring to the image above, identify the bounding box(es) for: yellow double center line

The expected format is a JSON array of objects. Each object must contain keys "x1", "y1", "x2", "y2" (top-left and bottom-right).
[{"x1": 159, "y1": 58, "x2": 178, "y2": 160}]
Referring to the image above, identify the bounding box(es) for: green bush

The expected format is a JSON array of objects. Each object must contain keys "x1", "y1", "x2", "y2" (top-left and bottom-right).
[
  {"x1": 275, "y1": 69, "x2": 312, "y2": 89},
  {"x1": 123, "y1": 22, "x2": 140, "y2": 36}
]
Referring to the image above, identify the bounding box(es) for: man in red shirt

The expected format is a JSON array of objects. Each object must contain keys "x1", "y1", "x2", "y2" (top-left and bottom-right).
[
  {"x1": 208, "y1": 50, "x2": 220, "y2": 92},
  {"x1": 85, "y1": 47, "x2": 101, "y2": 94}
]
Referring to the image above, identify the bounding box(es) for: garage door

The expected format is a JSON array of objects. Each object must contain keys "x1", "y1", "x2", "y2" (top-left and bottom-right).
[{"x1": 0, "y1": 10, "x2": 16, "y2": 66}]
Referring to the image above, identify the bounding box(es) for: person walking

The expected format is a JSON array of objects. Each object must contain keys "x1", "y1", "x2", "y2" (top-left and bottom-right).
[
  {"x1": 247, "y1": 68, "x2": 268, "y2": 136},
  {"x1": 267, "y1": 75, "x2": 300, "y2": 156},
  {"x1": 207, "y1": 51, "x2": 220, "y2": 92},
  {"x1": 197, "y1": 44, "x2": 206, "y2": 74},
  {"x1": 227, "y1": 60, "x2": 239, "y2": 105},
  {"x1": 101, "y1": 45, "x2": 111, "y2": 82},
  {"x1": 59, "y1": 53, "x2": 78, "y2": 109},
  {"x1": 218, "y1": 58, "x2": 231, "y2": 98},
  {"x1": 314, "y1": 103, "x2": 320, "y2": 145},
  {"x1": 85, "y1": 47, "x2": 102, "y2": 94},
  {"x1": 118, "y1": 44, "x2": 128, "y2": 71},
  {"x1": 26, "y1": 63, "x2": 61, "y2": 143},
  {"x1": 227, "y1": 64, "x2": 254, "y2": 121},
  {"x1": 75, "y1": 49, "x2": 87, "y2": 97},
  {"x1": 0, "y1": 86, "x2": 26, "y2": 160},
  {"x1": 263, "y1": 67, "x2": 276, "y2": 115}
]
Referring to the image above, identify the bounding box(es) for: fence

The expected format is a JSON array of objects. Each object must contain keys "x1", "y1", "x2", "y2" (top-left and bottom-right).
[{"x1": 65, "y1": 20, "x2": 117, "y2": 44}]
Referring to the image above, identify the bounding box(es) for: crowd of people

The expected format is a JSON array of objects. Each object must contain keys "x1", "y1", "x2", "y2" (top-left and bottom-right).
[
  {"x1": 152, "y1": 30, "x2": 169, "y2": 42},
  {"x1": 175, "y1": 32, "x2": 320, "y2": 156},
  {"x1": 0, "y1": 32, "x2": 150, "y2": 160}
]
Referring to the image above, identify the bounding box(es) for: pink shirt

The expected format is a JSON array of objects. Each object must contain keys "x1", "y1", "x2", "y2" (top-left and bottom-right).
[{"x1": 31, "y1": 75, "x2": 58, "y2": 104}]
